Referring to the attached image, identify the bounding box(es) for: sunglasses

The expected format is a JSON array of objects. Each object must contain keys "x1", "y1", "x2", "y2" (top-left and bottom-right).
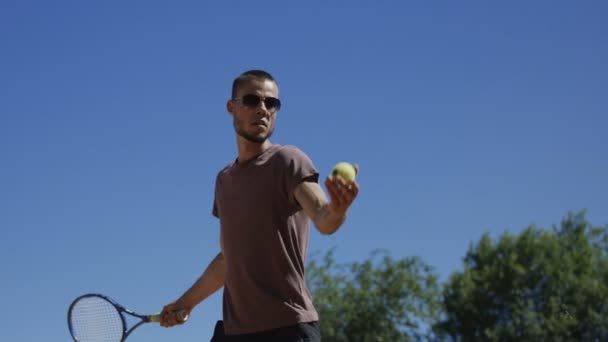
[{"x1": 233, "y1": 94, "x2": 282, "y2": 112}]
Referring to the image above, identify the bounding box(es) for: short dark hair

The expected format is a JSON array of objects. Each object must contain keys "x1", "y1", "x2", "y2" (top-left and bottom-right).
[{"x1": 231, "y1": 70, "x2": 276, "y2": 99}]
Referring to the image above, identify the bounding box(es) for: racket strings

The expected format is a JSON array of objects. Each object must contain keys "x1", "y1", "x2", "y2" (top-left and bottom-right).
[{"x1": 70, "y1": 296, "x2": 124, "y2": 341}]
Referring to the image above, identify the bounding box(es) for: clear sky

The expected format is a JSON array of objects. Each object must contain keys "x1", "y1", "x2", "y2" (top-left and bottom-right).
[{"x1": 1, "y1": 1, "x2": 606, "y2": 341}]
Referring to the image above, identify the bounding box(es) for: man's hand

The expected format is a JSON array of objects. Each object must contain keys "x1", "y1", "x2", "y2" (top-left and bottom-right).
[
  {"x1": 295, "y1": 165, "x2": 360, "y2": 235},
  {"x1": 325, "y1": 164, "x2": 359, "y2": 216},
  {"x1": 159, "y1": 301, "x2": 191, "y2": 327}
]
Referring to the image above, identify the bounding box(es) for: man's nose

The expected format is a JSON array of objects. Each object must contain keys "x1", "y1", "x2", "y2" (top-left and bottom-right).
[{"x1": 256, "y1": 101, "x2": 271, "y2": 116}]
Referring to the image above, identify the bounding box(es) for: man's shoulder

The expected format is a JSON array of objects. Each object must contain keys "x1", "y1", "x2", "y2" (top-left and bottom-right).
[
  {"x1": 215, "y1": 160, "x2": 236, "y2": 179},
  {"x1": 271, "y1": 144, "x2": 311, "y2": 161},
  {"x1": 270, "y1": 144, "x2": 317, "y2": 177}
]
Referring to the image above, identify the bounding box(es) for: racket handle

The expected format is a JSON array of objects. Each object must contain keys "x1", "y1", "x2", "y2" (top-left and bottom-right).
[
  {"x1": 150, "y1": 309, "x2": 189, "y2": 323},
  {"x1": 175, "y1": 309, "x2": 189, "y2": 322}
]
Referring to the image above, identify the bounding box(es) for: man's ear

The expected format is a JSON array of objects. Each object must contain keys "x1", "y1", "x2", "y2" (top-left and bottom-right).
[{"x1": 227, "y1": 100, "x2": 235, "y2": 115}]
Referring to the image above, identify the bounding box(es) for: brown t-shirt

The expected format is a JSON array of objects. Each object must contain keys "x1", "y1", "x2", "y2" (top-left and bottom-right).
[{"x1": 212, "y1": 144, "x2": 320, "y2": 335}]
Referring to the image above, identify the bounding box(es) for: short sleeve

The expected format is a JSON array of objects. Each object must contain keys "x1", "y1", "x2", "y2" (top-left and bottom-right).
[
  {"x1": 212, "y1": 171, "x2": 222, "y2": 218},
  {"x1": 212, "y1": 198, "x2": 218, "y2": 218},
  {"x1": 280, "y1": 146, "x2": 319, "y2": 206}
]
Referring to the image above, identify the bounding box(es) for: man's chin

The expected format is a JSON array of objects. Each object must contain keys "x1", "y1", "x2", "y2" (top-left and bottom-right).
[{"x1": 238, "y1": 130, "x2": 272, "y2": 144}]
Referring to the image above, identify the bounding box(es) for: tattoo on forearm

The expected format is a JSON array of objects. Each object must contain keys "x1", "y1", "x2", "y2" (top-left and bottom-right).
[
  {"x1": 317, "y1": 205, "x2": 346, "y2": 227},
  {"x1": 320, "y1": 206, "x2": 331, "y2": 220}
]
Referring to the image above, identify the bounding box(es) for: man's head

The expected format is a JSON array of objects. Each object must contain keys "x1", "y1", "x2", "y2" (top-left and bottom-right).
[{"x1": 227, "y1": 70, "x2": 280, "y2": 144}]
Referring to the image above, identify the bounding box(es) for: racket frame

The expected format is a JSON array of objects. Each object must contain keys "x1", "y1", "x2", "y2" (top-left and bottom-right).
[{"x1": 67, "y1": 293, "x2": 169, "y2": 342}]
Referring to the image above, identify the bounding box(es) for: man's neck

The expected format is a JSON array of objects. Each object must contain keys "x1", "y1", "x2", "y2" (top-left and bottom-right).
[{"x1": 236, "y1": 137, "x2": 272, "y2": 163}]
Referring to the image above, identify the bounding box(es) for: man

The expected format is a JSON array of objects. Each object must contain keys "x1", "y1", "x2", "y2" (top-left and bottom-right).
[{"x1": 160, "y1": 70, "x2": 359, "y2": 341}]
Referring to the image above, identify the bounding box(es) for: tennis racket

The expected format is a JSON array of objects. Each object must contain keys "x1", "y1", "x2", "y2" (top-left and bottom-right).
[{"x1": 67, "y1": 293, "x2": 188, "y2": 342}]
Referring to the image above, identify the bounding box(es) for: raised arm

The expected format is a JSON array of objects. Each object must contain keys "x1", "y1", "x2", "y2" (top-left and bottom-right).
[{"x1": 294, "y1": 170, "x2": 359, "y2": 235}]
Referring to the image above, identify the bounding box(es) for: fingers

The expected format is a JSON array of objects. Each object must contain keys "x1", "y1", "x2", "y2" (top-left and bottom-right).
[
  {"x1": 159, "y1": 305, "x2": 174, "y2": 327},
  {"x1": 325, "y1": 175, "x2": 359, "y2": 211},
  {"x1": 160, "y1": 311, "x2": 184, "y2": 327},
  {"x1": 160, "y1": 304, "x2": 189, "y2": 328}
]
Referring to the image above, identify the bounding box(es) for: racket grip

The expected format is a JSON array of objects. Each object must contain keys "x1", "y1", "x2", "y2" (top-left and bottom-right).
[
  {"x1": 151, "y1": 309, "x2": 189, "y2": 323},
  {"x1": 175, "y1": 309, "x2": 189, "y2": 322}
]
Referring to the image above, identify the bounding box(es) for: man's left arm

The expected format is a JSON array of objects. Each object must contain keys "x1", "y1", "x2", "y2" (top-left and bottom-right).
[{"x1": 294, "y1": 168, "x2": 359, "y2": 235}]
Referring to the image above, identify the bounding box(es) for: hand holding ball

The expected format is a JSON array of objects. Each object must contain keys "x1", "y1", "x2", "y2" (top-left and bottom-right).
[
  {"x1": 327, "y1": 162, "x2": 359, "y2": 214},
  {"x1": 331, "y1": 162, "x2": 357, "y2": 182}
]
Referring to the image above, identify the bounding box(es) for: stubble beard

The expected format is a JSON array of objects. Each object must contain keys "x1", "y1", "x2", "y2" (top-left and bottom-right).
[{"x1": 235, "y1": 119, "x2": 274, "y2": 144}]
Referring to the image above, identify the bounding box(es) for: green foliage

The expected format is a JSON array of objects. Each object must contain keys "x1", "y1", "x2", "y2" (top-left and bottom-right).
[
  {"x1": 435, "y1": 210, "x2": 608, "y2": 341},
  {"x1": 306, "y1": 249, "x2": 442, "y2": 342}
]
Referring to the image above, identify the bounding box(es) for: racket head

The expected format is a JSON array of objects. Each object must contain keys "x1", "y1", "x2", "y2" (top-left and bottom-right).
[{"x1": 68, "y1": 293, "x2": 127, "y2": 342}]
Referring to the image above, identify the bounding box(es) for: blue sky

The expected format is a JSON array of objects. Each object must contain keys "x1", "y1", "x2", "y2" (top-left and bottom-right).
[{"x1": 1, "y1": 1, "x2": 607, "y2": 341}]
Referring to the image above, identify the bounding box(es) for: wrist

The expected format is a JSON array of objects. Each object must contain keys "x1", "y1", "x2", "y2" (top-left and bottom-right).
[
  {"x1": 329, "y1": 207, "x2": 347, "y2": 222},
  {"x1": 315, "y1": 206, "x2": 347, "y2": 235},
  {"x1": 177, "y1": 293, "x2": 196, "y2": 311}
]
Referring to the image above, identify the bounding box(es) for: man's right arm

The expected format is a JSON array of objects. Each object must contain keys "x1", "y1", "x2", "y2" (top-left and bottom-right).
[
  {"x1": 179, "y1": 251, "x2": 225, "y2": 307},
  {"x1": 160, "y1": 236, "x2": 225, "y2": 327}
]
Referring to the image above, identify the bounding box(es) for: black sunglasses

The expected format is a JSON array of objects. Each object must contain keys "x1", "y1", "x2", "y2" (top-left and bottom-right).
[{"x1": 233, "y1": 94, "x2": 282, "y2": 111}]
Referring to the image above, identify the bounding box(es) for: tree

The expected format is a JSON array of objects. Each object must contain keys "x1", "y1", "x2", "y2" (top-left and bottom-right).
[
  {"x1": 435, "y1": 210, "x2": 608, "y2": 341},
  {"x1": 306, "y1": 249, "x2": 442, "y2": 342}
]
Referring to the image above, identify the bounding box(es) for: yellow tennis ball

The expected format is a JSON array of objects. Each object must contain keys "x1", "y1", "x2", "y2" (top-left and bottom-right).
[{"x1": 331, "y1": 162, "x2": 356, "y2": 181}]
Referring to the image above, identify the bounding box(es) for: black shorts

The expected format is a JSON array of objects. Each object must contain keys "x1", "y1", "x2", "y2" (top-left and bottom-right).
[{"x1": 210, "y1": 320, "x2": 321, "y2": 342}]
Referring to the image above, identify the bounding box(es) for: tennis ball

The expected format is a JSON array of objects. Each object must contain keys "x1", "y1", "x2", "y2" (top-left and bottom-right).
[{"x1": 331, "y1": 162, "x2": 356, "y2": 181}]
